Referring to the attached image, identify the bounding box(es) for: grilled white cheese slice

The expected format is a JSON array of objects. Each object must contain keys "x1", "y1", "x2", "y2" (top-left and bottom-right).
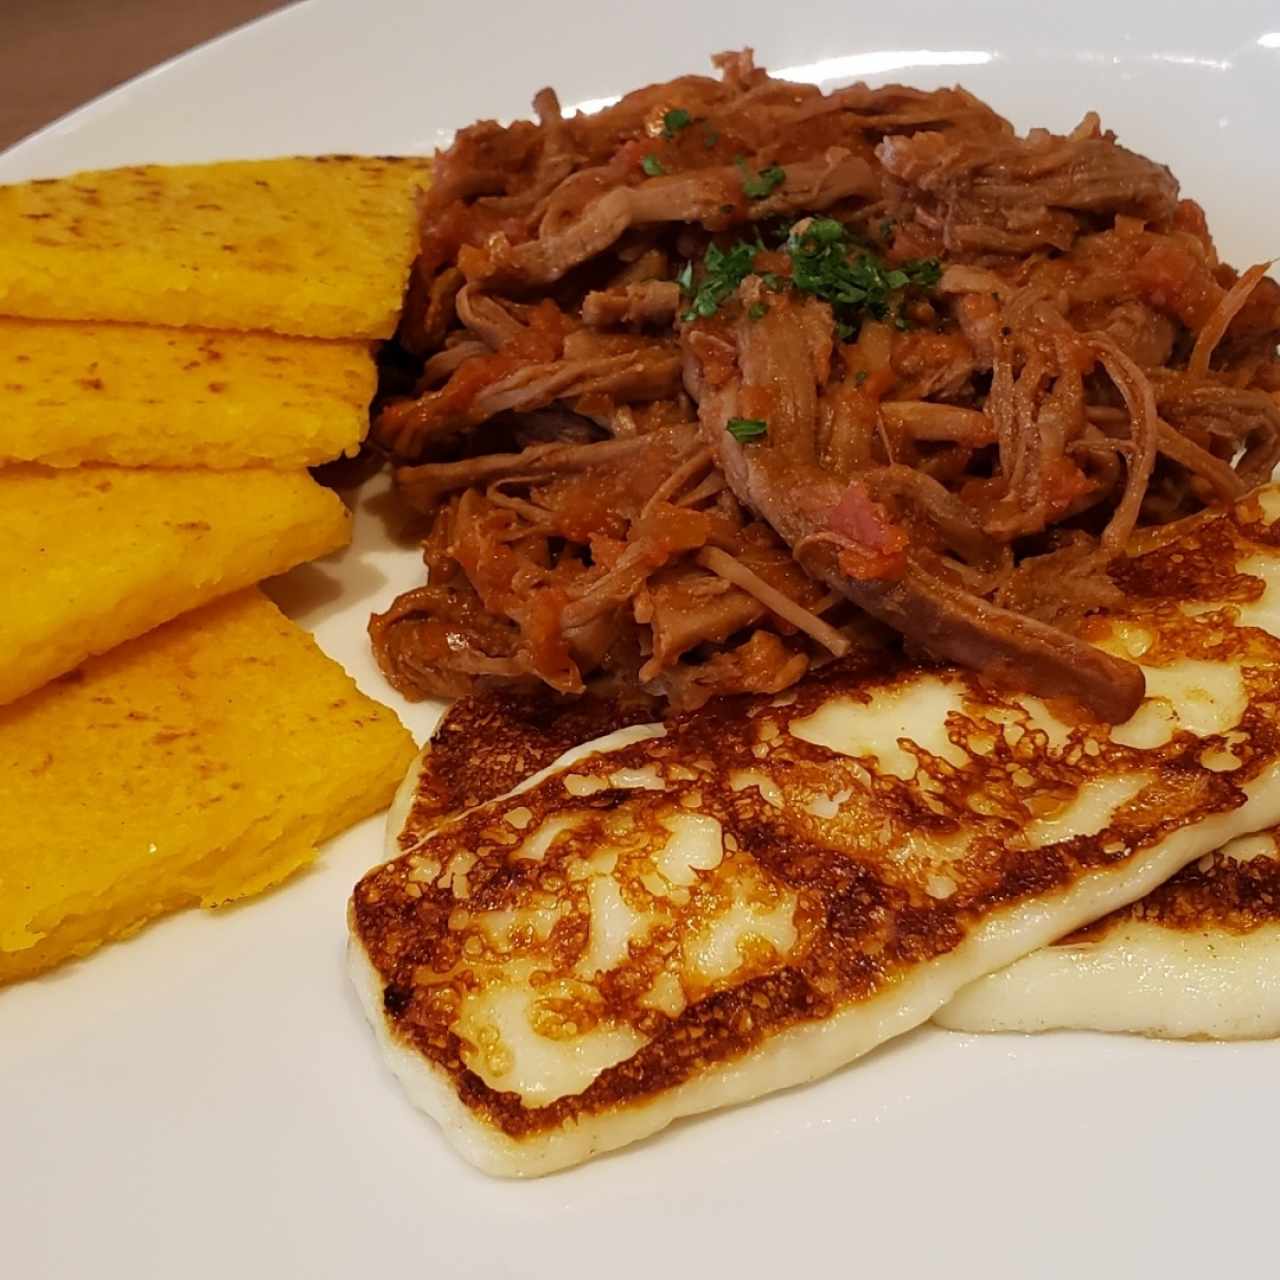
[
  {"x1": 351, "y1": 486, "x2": 1280, "y2": 1173},
  {"x1": 937, "y1": 827, "x2": 1280, "y2": 1040}
]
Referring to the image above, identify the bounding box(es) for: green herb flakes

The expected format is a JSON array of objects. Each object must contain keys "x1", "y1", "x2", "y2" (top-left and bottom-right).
[
  {"x1": 785, "y1": 218, "x2": 940, "y2": 328},
  {"x1": 679, "y1": 238, "x2": 762, "y2": 320},
  {"x1": 661, "y1": 108, "x2": 692, "y2": 138},
  {"x1": 726, "y1": 417, "x2": 768, "y2": 442},
  {"x1": 676, "y1": 219, "x2": 940, "y2": 328},
  {"x1": 736, "y1": 158, "x2": 786, "y2": 200}
]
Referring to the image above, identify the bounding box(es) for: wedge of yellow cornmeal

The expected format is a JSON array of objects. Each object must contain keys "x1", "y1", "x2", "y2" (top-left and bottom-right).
[
  {"x1": 0, "y1": 318, "x2": 375, "y2": 468},
  {"x1": 0, "y1": 465, "x2": 350, "y2": 707},
  {"x1": 0, "y1": 156, "x2": 428, "y2": 339},
  {"x1": 0, "y1": 590, "x2": 417, "y2": 984}
]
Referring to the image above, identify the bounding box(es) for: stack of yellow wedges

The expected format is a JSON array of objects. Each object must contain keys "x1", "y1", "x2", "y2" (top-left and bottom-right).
[{"x1": 0, "y1": 156, "x2": 428, "y2": 984}]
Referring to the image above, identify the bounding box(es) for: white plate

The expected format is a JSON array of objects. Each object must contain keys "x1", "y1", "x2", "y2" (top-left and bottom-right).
[{"x1": 4, "y1": 1, "x2": 1280, "y2": 1274}]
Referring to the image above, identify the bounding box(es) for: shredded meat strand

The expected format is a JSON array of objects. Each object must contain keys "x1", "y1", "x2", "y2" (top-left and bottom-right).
[
  {"x1": 370, "y1": 51, "x2": 1280, "y2": 718},
  {"x1": 695, "y1": 545, "x2": 851, "y2": 657}
]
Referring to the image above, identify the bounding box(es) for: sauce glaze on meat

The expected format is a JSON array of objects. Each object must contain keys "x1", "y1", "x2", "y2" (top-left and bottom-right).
[{"x1": 370, "y1": 50, "x2": 1280, "y2": 720}]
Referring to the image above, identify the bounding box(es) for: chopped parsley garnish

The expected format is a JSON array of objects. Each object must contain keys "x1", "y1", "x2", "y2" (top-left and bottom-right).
[
  {"x1": 747, "y1": 301, "x2": 768, "y2": 321},
  {"x1": 786, "y1": 217, "x2": 940, "y2": 327},
  {"x1": 879, "y1": 218, "x2": 895, "y2": 243},
  {"x1": 641, "y1": 153, "x2": 666, "y2": 177},
  {"x1": 662, "y1": 107, "x2": 692, "y2": 138},
  {"x1": 736, "y1": 157, "x2": 786, "y2": 200},
  {"x1": 703, "y1": 128, "x2": 720, "y2": 148},
  {"x1": 680, "y1": 238, "x2": 762, "y2": 319},
  {"x1": 796, "y1": 217, "x2": 844, "y2": 247},
  {"x1": 854, "y1": 369, "x2": 869, "y2": 384},
  {"x1": 676, "y1": 218, "x2": 940, "y2": 328},
  {"x1": 726, "y1": 417, "x2": 768, "y2": 442},
  {"x1": 752, "y1": 166, "x2": 786, "y2": 198}
]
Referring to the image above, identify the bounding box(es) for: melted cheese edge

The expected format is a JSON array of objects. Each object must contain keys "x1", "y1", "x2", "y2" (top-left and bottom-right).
[
  {"x1": 935, "y1": 547, "x2": 1280, "y2": 1042},
  {"x1": 352, "y1": 517, "x2": 1280, "y2": 1172},
  {"x1": 937, "y1": 829, "x2": 1280, "y2": 1041},
  {"x1": 936, "y1": 916, "x2": 1280, "y2": 1041},
  {"x1": 351, "y1": 753, "x2": 1280, "y2": 1174},
  {"x1": 355, "y1": 716, "x2": 1280, "y2": 1176}
]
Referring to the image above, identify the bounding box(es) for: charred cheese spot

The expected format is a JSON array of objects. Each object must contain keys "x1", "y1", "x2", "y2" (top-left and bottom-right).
[
  {"x1": 939, "y1": 821, "x2": 1280, "y2": 1041},
  {"x1": 682, "y1": 872, "x2": 798, "y2": 991},
  {"x1": 353, "y1": 487, "x2": 1280, "y2": 1151},
  {"x1": 608, "y1": 764, "x2": 666, "y2": 790},
  {"x1": 655, "y1": 813, "x2": 724, "y2": 886},
  {"x1": 789, "y1": 676, "x2": 970, "y2": 779},
  {"x1": 455, "y1": 963, "x2": 648, "y2": 1107},
  {"x1": 1234, "y1": 555, "x2": 1280, "y2": 638},
  {"x1": 1109, "y1": 660, "x2": 1246, "y2": 750},
  {"x1": 1023, "y1": 774, "x2": 1149, "y2": 849},
  {"x1": 729, "y1": 768, "x2": 785, "y2": 809},
  {"x1": 577, "y1": 874, "x2": 652, "y2": 976},
  {"x1": 513, "y1": 813, "x2": 586, "y2": 862}
]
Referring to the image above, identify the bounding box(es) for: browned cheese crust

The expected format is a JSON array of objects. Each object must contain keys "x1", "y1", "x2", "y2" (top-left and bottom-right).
[
  {"x1": 1066, "y1": 835, "x2": 1280, "y2": 942},
  {"x1": 353, "y1": 492, "x2": 1280, "y2": 1142},
  {"x1": 399, "y1": 688, "x2": 659, "y2": 838},
  {"x1": 1060, "y1": 499, "x2": 1280, "y2": 944}
]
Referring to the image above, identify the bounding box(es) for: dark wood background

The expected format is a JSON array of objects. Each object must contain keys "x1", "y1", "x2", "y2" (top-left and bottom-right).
[{"x1": 1, "y1": 0, "x2": 288, "y2": 152}]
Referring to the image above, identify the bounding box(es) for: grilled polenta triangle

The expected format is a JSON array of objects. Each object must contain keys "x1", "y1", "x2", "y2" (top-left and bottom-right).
[
  {"x1": 0, "y1": 591, "x2": 416, "y2": 984},
  {"x1": 0, "y1": 318, "x2": 375, "y2": 469},
  {"x1": 0, "y1": 156, "x2": 427, "y2": 339},
  {"x1": 0, "y1": 464, "x2": 349, "y2": 707}
]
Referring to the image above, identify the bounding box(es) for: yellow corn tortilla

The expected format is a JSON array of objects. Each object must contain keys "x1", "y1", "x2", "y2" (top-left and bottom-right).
[
  {"x1": 0, "y1": 156, "x2": 427, "y2": 339},
  {"x1": 0, "y1": 590, "x2": 417, "y2": 984},
  {"x1": 0, "y1": 464, "x2": 350, "y2": 707},
  {"x1": 0, "y1": 318, "x2": 376, "y2": 468}
]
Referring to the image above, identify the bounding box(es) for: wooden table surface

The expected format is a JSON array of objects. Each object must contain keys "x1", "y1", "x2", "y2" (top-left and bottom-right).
[{"x1": 0, "y1": 0, "x2": 289, "y2": 153}]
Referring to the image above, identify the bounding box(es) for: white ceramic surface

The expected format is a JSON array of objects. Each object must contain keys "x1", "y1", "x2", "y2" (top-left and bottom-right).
[{"x1": 4, "y1": 1, "x2": 1280, "y2": 1274}]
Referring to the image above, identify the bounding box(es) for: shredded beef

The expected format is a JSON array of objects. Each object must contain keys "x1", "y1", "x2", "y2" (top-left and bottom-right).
[{"x1": 369, "y1": 50, "x2": 1280, "y2": 720}]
